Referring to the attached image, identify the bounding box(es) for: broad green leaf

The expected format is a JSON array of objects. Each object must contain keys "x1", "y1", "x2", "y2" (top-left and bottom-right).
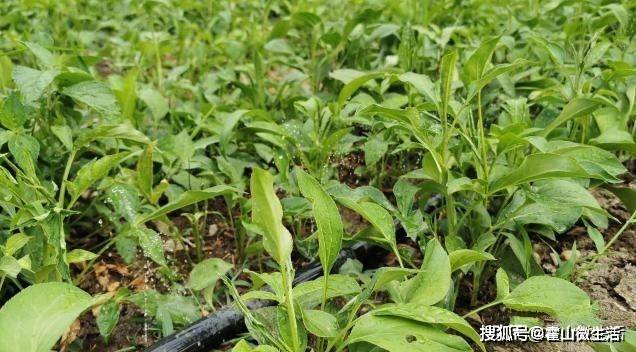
[
  {"x1": 301, "y1": 309, "x2": 337, "y2": 337},
  {"x1": 0, "y1": 256, "x2": 21, "y2": 278},
  {"x1": 448, "y1": 249, "x2": 495, "y2": 272},
  {"x1": 373, "y1": 303, "x2": 485, "y2": 351},
  {"x1": 363, "y1": 134, "x2": 388, "y2": 167},
  {"x1": 4, "y1": 233, "x2": 30, "y2": 257},
  {"x1": 604, "y1": 185, "x2": 636, "y2": 214},
  {"x1": 139, "y1": 87, "x2": 169, "y2": 120},
  {"x1": 96, "y1": 299, "x2": 120, "y2": 342},
  {"x1": 295, "y1": 168, "x2": 343, "y2": 282},
  {"x1": 250, "y1": 168, "x2": 293, "y2": 265},
  {"x1": 232, "y1": 340, "x2": 278, "y2": 352},
  {"x1": 546, "y1": 142, "x2": 626, "y2": 182},
  {"x1": 335, "y1": 196, "x2": 399, "y2": 261},
  {"x1": 12, "y1": 66, "x2": 57, "y2": 106},
  {"x1": 187, "y1": 258, "x2": 233, "y2": 291},
  {"x1": 541, "y1": 98, "x2": 601, "y2": 137},
  {"x1": 462, "y1": 36, "x2": 500, "y2": 85},
  {"x1": 112, "y1": 69, "x2": 138, "y2": 122},
  {"x1": 21, "y1": 42, "x2": 55, "y2": 68},
  {"x1": 495, "y1": 268, "x2": 510, "y2": 300},
  {"x1": 8, "y1": 132, "x2": 39, "y2": 175},
  {"x1": 62, "y1": 80, "x2": 120, "y2": 118},
  {"x1": 346, "y1": 314, "x2": 471, "y2": 352},
  {"x1": 511, "y1": 179, "x2": 606, "y2": 232},
  {"x1": 0, "y1": 282, "x2": 95, "y2": 352},
  {"x1": 503, "y1": 276, "x2": 597, "y2": 325},
  {"x1": 136, "y1": 227, "x2": 166, "y2": 266},
  {"x1": 293, "y1": 274, "x2": 360, "y2": 308},
  {"x1": 488, "y1": 153, "x2": 588, "y2": 193},
  {"x1": 137, "y1": 143, "x2": 154, "y2": 202},
  {"x1": 51, "y1": 125, "x2": 73, "y2": 151},
  {"x1": 74, "y1": 123, "x2": 150, "y2": 148},
  {"x1": 466, "y1": 59, "x2": 527, "y2": 101},
  {"x1": 107, "y1": 183, "x2": 140, "y2": 222},
  {"x1": 585, "y1": 222, "x2": 605, "y2": 254},
  {"x1": 0, "y1": 92, "x2": 31, "y2": 130},
  {"x1": 66, "y1": 249, "x2": 98, "y2": 263},
  {"x1": 337, "y1": 71, "x2": 384, "y2": 108},
  {"x1": 67, "y1": 152, "x2": 127, "y2": 206},
  {"x1": 399, "y1": 239, "x2": 451, "y2": 305},
  {"x1": 439, "y1": 50, "x2": 457, "y2": 119},
  {"x1": 398, "y1": 72, "x2": 438, "y2": 106},
  {"x1": 136, "y1": 185, "x2": 236, "y2": 224}
]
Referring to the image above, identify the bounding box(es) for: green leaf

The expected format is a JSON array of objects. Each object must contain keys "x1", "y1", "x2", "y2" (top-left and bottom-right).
[
  {"x1": 137, "y1": 143, "x2": 154, "y2": 202},
  {"x1": 439, "y1": 51, "x2": 457, "y2": 119},
  {"x1": 4, "y1": 233, "x2": 30, "y2": 257},
  {"x1": 495, "y1": 268, "x2": 510, "y2": 300},
  {"x1": 546, "y1": 142, "x2": 626, "y2": 182},
  {"x1": 107, "y1": 183, "x2": 140, "y2": 223},
  {"x1": 363, "y1": 134, "x2": 388, "y2": 167},
  {"x1": 8, "y1": 132, "x2": 39, "y2": 175},
  {"x1": 511, "y1": 179, "x2": 605, "y2": 232},
  {"x1": 335, "y1": 196, "x2": 399, "y2": 260},
  {"x1": 21, "y1": 42, "x2": 55, "y2": 68},
  {"x1": 541, "y1": 98, "x2": 601, "y2": 137},
  {"x1": 503, "y1": 276, "x2": 597, "y2": 325},
  {"x1": 301, "y1": 309, "x2": 337, "y2": 337},
  {"x1": 74, "y1": 122, "x2": 150, "y2": 148},
  {"x1": 462, "y1": 36, "x2": 500, "y2": 85},
  {"x1": 0, "y1": 282, "x2": 95, "y2": 352},
  {"x1": 398, "y1": 72, "x2": 438, "y2": 106},
  {"x1": 337, "y1": 71, "x2": 384, "y2": 108},
  {"x1": 62, "y1": 80, "x2": 120, "y2": 118},
  {"x1": 399, "y1": 239, "x2": 451, "y2": 305},
  {"x1": 373, "y1": 303, "x2": 485, "y2": 351},
  {"x1": 585, "y1": 222, "x2": 605, "y2": 254},
  {"x1": 346, "y1": 314, "x2": 471, "y2": 352},
  {"x1": 12, "y1": 66, "x2": 57, "y2": 106},
  {"x1": 136, "y1": 185, "x2": 236, "y2": 224},
  {"x1": 51, "y1": 125, "x2": 73, "y2": 151},
  {"x1": 295, "y1": 168, "x2": 343, "y2": 278},
  {"x1": 0, "y1": 92, "x2": 31, "y2": 130},
  {"x1": 139, "y1": 87, "x2": 169, "y2": 120},
  {"x1": 293, "y1": 274, "x2": 361, "y2": 309},
  {"x1": 0, "y1": 256, "x2": 21, "y2": 278},
  {"x1": 250, "y1": 168, "x2": 293, "y2": 265},
  {"x1": 187, "y1": 258, "x2": 233, "y2": 291},
  {"x1": 66, "y1": 249, "x2": 98, "y2": 263},
  {"x1": 605, "y1": 185, "x2": 636, "y2": 214},
  {"x1": 488, "y1": 153, "x2": 588, "y2": 193},
  {"x1": 96, "y1": 300, "x2": 120, "y2": 342},
  {"x1": 448, "y1": 249, "x2": 495, "y2": 272},
  {"x1": 136, "y1": 227, "x2": 166, "y2": 266},
  {"x1": 67, "y1": 152, "x2": 127, "y2": 206}
]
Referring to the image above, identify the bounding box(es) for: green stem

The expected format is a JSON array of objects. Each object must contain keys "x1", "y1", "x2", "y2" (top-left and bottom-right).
[
  {"x1": 462, "y1": 299, "x2": 502, "y2": 319},
  {"x1": 282, "y1": 262, "x2": 300, "y2": 351},
  {"x1": 57, "y1": 149, "x2": 77, "y2": 208}
]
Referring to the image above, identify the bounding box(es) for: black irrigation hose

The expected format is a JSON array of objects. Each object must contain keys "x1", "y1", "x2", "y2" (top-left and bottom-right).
[
  {"x1": 145, "y1": 194, "x2": 441, "y2": 352},
  {"x1": 145, "y1": 242, "x2": 388, "y2": 352}
]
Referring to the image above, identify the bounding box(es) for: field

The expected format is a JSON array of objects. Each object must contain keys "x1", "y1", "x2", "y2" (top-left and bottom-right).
[{"x1": 0, "y1": 1, "x2": 635, "y2": 351}]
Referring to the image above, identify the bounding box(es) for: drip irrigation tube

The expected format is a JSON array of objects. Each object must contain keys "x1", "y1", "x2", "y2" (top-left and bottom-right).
[{"x1": 145, "y1": 242, "x2": 388, "y2": 352}]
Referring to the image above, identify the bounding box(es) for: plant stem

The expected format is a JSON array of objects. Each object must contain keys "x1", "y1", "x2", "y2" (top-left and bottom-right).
[
  {"x1": 57, "y1": 149, "x2": 77, "y2": 208},
  {"x1": 282, "y1": 263, "x2": 300, "y2": 351},
  {"x1": 462, "y1": 299, "x2": 502, "y2": 319}
]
